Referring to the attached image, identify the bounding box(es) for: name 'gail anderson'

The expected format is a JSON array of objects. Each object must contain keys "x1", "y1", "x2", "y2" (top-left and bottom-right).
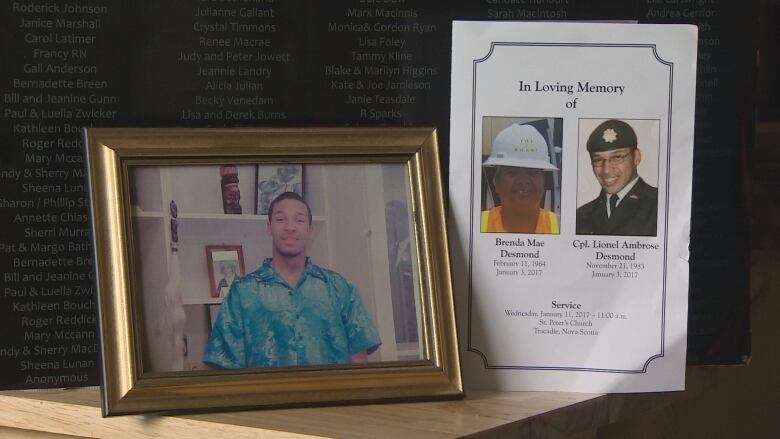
[{"x1": 519, "y1": 80, "x2": 626, "y2": 95}]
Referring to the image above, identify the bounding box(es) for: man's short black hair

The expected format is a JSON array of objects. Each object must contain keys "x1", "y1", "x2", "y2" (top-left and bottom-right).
[{"x1": 267, "y1": 192, "x2": 312, "y2": 224}]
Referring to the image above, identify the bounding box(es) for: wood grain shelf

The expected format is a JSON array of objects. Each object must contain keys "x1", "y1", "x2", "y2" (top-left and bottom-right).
[{"x1": 0, "y1": 368, "x2": 711, "y2": 439}]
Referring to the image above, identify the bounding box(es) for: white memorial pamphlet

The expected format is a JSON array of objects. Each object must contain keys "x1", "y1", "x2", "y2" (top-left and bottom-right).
[{"x1": 449, "y1": 22, "x2": 697, "y2": 392}]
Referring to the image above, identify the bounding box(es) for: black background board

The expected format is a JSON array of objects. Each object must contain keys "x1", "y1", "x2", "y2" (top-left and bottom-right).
[{"x1": 0, "y1": 0, "x2": 753, "y2": 389}]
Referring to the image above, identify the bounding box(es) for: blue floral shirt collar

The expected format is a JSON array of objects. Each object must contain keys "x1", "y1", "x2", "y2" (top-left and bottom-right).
[{"x1": 249, "y1": 257, "x2": 327, "y2": 285}]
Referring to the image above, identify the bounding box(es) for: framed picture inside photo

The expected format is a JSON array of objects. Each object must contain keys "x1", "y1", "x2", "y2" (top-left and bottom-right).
[
  {"x1": 256, "y1": 164, "x2": 303, "y2": 215},
  {"x1": 205, "y1": 245, "x2": 245, "y2": 298},
  {"x1": 84, "y1": 127, "x2": 461, "y2": 415}
]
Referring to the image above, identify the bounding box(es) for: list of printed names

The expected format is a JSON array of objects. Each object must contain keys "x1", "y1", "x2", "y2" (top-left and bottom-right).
[
  {"x1": 0, "y1": 1, "x2": 117, "y2": 387},
  {"x1": 324, "y1": 0, "x2": 440, "y2": 123},
  {"x1": 178, "y1": 0, "x2": 289, "y2": 123},
  {"x1": 645, "y1": 0, "x2": 720, "y2": 145}
]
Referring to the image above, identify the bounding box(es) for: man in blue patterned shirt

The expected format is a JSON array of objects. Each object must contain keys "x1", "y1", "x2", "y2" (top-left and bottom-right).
[{"x1": 203, "y1": 192, "x2": 381, "y2": 369}]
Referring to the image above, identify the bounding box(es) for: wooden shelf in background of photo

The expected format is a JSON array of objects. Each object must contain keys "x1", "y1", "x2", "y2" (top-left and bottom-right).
[{"x1": 183, "y1": 297, "x2": 223, "y2": 305}]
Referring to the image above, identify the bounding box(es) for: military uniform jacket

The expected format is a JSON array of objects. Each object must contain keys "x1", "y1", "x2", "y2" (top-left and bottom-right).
[{"x1": 576, "y1": 177, "x2": 658, "y2": 236}]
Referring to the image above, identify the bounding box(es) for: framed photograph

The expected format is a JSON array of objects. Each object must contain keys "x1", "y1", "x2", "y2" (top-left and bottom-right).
[
  {"x1": 205, "y1": 245, "x2": 245, "y2": 298},
  {"x1": 85, "y1": 127, "x2": 462, "y2": 415},
  {"x1": 255, "y1": 164, "x2": 303, "y2": 215}
]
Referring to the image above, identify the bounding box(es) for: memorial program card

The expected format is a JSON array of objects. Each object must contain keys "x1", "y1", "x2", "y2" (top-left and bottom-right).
[{"x1": 449, "y1": 22, "x2": 697, "y2": 392}]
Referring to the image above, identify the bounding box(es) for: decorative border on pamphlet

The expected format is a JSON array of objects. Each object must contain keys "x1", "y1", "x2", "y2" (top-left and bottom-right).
[{"x1": 466, "y1": 42, "x2": 674, "y2": 373}]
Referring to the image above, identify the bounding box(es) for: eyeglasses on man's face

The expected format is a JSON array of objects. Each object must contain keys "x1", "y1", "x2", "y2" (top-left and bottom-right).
[{"x1": 590, "y1": 149, "x2": 634, "y2": 168}]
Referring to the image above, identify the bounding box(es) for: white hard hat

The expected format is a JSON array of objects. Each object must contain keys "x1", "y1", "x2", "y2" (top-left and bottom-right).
[{"x1": 483, "y1": 123, "x2": 558, "y2": 171}]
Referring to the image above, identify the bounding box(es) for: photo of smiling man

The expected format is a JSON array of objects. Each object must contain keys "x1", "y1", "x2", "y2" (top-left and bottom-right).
[
  {"x1": 576, "y1": 119, "x2": 659, "y2": 237},
  {"x1": 203, "y1": 192, "x2": 381, "y2": 369}
]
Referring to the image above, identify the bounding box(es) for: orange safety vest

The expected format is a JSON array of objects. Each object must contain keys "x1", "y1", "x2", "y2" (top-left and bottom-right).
[{"x1": 480, "y1": 206, "x2": 559, "y2": 234}]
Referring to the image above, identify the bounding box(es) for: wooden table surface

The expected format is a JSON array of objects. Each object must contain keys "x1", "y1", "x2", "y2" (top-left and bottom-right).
[{"x1": 0, "y1": 368, "x2": 711, "y2": 439}]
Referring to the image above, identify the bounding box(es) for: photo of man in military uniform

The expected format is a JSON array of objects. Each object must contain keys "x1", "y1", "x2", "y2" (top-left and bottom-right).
[{"x1": 576, "y1": 119, "x2": 658, "y2": 237}]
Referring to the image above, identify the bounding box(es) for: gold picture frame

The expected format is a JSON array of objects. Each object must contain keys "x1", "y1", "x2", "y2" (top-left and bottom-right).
[{"x1": 84, "y1": 127, "x2": 462, "y2": 416}]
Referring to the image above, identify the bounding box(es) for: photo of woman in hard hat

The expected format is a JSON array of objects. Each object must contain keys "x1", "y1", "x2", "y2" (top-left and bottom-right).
[{"x1": 480, "y1": 117, "x2": 562, "y2": 234}]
